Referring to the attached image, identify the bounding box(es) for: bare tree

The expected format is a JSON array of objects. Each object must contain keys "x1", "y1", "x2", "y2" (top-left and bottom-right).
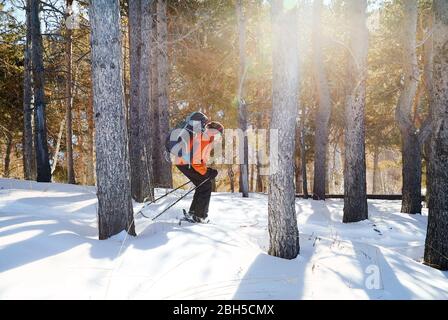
[
  {"x1": 268, "y1": 0, "x2": 300, "y2": 259},
  {"x1": 372, "y1": 144, "x2": 380, "y2": 194},
  {"x1": 65, "y1": 0, "x2": 75, "y2": 184},
  {"x1": 4, "y1": 131, "x2": 12, "y2": 177},
  {"x1": 396, "y1": 0, "x2": 419, "y2": 209},
  {"x1": 86, "y1": 82, "x2": 95, "y2": 186},
  {"x1": 128, "y1": 0, "x2": 154, "y2": 202},
  {"x1": 128, "y1": 0, "x2": 142, "y2": 200},
  {"x1": 343, "y1": 0, "x2": 368, "y2": 223},
  {"x1": 300, "y1": 104, "x2": 309, "y2": 199},
  {"x1": 138, "y1": 0, "x2": 155, "y2": 201},
  {"x1": 151, "y1": 0, "x2": 160, "y2": 187},
  {"x1": 90, "y1": 0, "x2": 136, "y2": 239},
  {"x1": 23, "y1": 0, "x2": 35, "y2": 180},
  {"x1": 236, "y1": 0, "x2": 249, "y2": 198},
  {"x1": 396, "y1": 0, "x2": 432, "y2": 214},
  {"x1": 30, "y1": 0, "x2": 51, "y2": 182},
  {"x1": 156, "y1": 0, "x2": 173, "y2": 188},
  {"x1": 312, "y1": 0, "x2": 331, "y2": 201},
  {"x1": 424, "y1": 0, "x2": 448, "y2": 271}
]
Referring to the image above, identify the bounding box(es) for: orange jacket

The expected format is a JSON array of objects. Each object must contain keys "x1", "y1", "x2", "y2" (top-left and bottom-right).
[{"x1": 175, "y1": 131, "x2": 217, "y2": 175}]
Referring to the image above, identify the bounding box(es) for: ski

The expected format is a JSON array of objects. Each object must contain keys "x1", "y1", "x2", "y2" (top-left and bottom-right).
[{"x1": 178, "y1": 217, "x2": 195, "y2": 226}]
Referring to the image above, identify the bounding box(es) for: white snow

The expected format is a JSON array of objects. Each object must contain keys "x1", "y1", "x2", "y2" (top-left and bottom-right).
[{"x1": 0, "y1": 178, "x2": 447, "y2": 300}]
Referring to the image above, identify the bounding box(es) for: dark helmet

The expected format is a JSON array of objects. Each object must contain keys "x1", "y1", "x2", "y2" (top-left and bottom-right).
[
  {"x1": 188, "y1": 111, "x2": 209, "y2": 129},
  {"x1": 206, "y1": 121, "x2": 224, "y2": 134}
]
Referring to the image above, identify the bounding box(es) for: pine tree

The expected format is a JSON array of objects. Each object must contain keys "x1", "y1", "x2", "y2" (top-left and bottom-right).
[
  {"x1": 30, "y1": 0, "x2": 51, "y2": 182},
  {"x1": 268, "y1": 0, "x2": 300, "y2": 259},
  {"x1": 343, "y1": 0, "x2": 368, "y2": 223},
  {"x1": 90, "y1": 0, "x2": 136, "y2": 239},
  {"x1": 424, "y1": 0, "x2": 448, "y2": 271}
]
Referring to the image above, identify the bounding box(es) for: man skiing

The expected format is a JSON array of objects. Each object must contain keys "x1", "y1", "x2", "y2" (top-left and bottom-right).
[{"x1": 166, "y1": 112, "x2": 224, "y2": 223}]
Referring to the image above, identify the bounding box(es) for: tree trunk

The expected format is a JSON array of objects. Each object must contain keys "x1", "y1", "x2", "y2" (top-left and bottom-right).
[
  {"x1": 76, "y1": 92, "x2": 86, "y2": 184},
  {"x1": 228, "y1": 166, "x2": 235, "y2": 193},
  {"x1": 396, "y1": 0, "x2": 422, "y2": 214},
  {"x1": 312, "y1": 0, "x2": 331, "y2": 201},
  {"x1": 343, "y1": 0, "x2": 368, "y2": 223},
  {"x1": 123, "y1": 25, "x2": 129, "y2": 113},
  {"x1": 236, "y1": 0, "x2": 249, "y2": 198},
  {"x1": 30, "y1": 0, "x2": 51, "y2": 182},
  {"x1": 151, "y1": 0, "x2": 160, "y2": 186},
  {"x1": 401, "y1": 132, "x2": 422, "y2": 213},
  {"x1": 424, "y1": 0, "x2": 448, "y2": 271},
  {"x1": 256, "y1": 114, "x2": 263, "y2": 193},
  {"x1": 128, "y1": 0, "x2": 154, "y2": 202},
  {"x1": 86, "y1": 84, "x2": 95, "y2": 185},
  {"x1": 128, "y1": 0, "x2": 142, "y2": 200},
  {"x1": 256, "y1": 156, "x2": 263, "y2": 193},
  {"x1": 4, "y1": 132, "x2": 13, "y2": 177},
  {"x1": 300, "y1": 105, "x2": 309, "y2": 199},
  {"x1": 423, "y1": 138, "x2": 431, "y2": 208},
  {"x1": 268, "y1": 0, "x2": 300, "y2": 259},
  {"x1": 372, "y1": 145, "x2": 380, "y2": 194},
  {"x1": 90, "y1": 0, "x2": 135, "y2": 239},
  {"x1": 250, "y1": 164, "x2": 255, "y2": 192},
  {"x1": 23, "y1": 0, "x2": 35, "y2": 180},
  {"x1": 156, "y1": 0, "x2": 173, "y2": 188},
  {"x1": 65, "y1": 0, "x2": 75, "y2": 184},
  {"x1": 51, "y1": 119, "x2": 65, "y2": 175},
  {"x1": 295, "y1": 123, "x2": 303, "y2": 194},
  {"x1": 138, "y1": 0, "x2": 155, "y2": 201}
]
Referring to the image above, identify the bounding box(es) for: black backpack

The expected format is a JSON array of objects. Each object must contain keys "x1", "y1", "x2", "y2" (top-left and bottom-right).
[{"x1": 165, "y1": 112, "x2": 209, "y2": 160}]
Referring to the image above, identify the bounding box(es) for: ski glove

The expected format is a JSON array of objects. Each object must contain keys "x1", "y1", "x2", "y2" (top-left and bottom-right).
[{"x1": 206, "y1": 168, "x2": 218, "y2": 180}]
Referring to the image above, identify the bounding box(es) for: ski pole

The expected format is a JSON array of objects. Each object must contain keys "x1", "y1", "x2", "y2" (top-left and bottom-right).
[
  {"x1": 151, "y1": 177, "x2": 211, "y2": 221},
  {"x1": 134, "y1": 180, "x2": 192, "y2": 218}
]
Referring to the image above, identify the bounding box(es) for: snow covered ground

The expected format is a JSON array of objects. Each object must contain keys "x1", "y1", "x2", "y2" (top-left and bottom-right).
[{"x1": 0, "y1": 178, "x2": 447, "y2": 300}]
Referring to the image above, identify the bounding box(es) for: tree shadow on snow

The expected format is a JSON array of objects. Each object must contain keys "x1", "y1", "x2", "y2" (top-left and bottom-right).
[{"x1": 0, "y1": 212, "x2": 97, "y2": 273}]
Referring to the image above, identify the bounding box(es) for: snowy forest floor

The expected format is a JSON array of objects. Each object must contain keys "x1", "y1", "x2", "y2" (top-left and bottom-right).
[{"x1": 0, "y1": 178, "x2": 447, "y2": 300}]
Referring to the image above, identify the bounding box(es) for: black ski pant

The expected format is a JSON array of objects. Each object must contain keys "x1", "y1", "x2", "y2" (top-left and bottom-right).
[{"x1": 176, "y1": 165, "x2": 212, "y2": 218}]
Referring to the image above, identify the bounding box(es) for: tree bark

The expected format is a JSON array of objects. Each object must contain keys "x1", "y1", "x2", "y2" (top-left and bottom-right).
[
  {"x1": 156, "y1": 0, "x2": 173, "y2": 188},
  {"x1": 372, "y1": 145, "x2": 380, "y2": 194},
  {"x1": 128, "y1": 0, "x2": 142, "y2": 200},
  {"x1": 424, "y1": 0, "x2": 448, "y2": 271},
  {"x1": 256, "y1": 114, "x2": 263, "y2": 193},
  {"x1": 300, "y1": 104, "x2": 309, "y2": 199},
  {"x1": 236, "y1": 0, "x2": 249, "y2": 198},
  {"x1": 151, "y1": 0, "x2": 160, "y2": 186},
  {"x1": 396, "y1": 0, "x2": 422, "y2": 214},
  {"x1": 51, "y1": 119, "x2": 65, "y2": 175},
  {"x1": 23, "y1": 0, "x2": 35, "y2": 180},
  {"x1": 343, "y1": 0, "x2": 368, "y2": 223},
  {"x1": 268, "y1": 0, "x2": 300, "y2": 259},
  {"x1": 138, "y1": 0, "x2": 155, "y2": 201},
  {"x1": 4, "y1": 132, "x2": 13, "y2": 178},
  {"x1": 76, "y1": 90, "x2": 86, "y2": 184},
  {"x1": 312, "y1": 0, "x2": 331, "y2": 201},
  {"x1": 250, "y1": 164, "x2": 255, "y2": 192},
  {"x1": 128, "y1": 0, "x2": 154, "y2": 202},
  {"x1": 65, "y1": 0, "x2": 75, "y2": 184},
  {"x1": 228, "y1": 166, "x2": 235, "y2": 193},
  {"x1": 401, "y1": 133, "x2": 422, "y2": 213},
  {"x1": 86, "y1": 83, "x2": 95, "y2": 185},
  {"x1": 90, "y1": 0, "x2": 136, "y2": 239},
  {"x1": 30, "y1": 0, "x2": 51, "y2": 182},
  {"x1": 295, "y1": 122, "x2": 303, "y2": 194}
]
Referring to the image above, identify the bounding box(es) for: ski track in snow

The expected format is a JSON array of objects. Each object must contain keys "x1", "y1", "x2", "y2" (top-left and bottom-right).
[{"x1": 0, "y1": 178, "x2": 447, "y2": 300}]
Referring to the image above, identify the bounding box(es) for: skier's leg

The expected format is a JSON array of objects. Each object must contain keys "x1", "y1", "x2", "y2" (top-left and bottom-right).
[
  {"x1": 176, "y1": 165, "x2": 211, "y2": 218},
  {"x1": 193, "y1": 179, "x2": 212, "y2": 218},
  {"x1": 176, "y1": 165, "x2": 203, "y2": 214}
]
